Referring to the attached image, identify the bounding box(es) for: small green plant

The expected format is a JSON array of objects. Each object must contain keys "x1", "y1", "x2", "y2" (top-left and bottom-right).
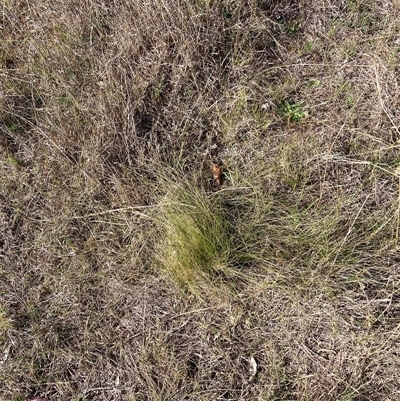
[
  {"x1": 308, "y1": 79, "x2": 321, "y2": 88},
  {"x1": 153, "y1": 74, "x2": 165, "y2": 100},
  {"x1": 346, "y1": 94, "x2": 355, "y2": 108},
  {"x1": 304, "y1": 40, "x2": 314, "y2": 51},
  {"x1": 278, "y1": 100, "x2": 306, "y2": 123},
  {"x1": 6, "y1": 156, "x2": 20, "y2": 167},
  {"x1": 9, "y1": 123, "x2": 18, "y2": 132}
]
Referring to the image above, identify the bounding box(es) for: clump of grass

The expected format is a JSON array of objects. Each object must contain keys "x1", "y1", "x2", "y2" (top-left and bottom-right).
[{"x1": 156, "y1": 180, "x2": 236, "y2": 291}]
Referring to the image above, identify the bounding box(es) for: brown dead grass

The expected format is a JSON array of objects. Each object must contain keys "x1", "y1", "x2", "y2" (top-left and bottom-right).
[{"x1": 1, "y1": 0, "x2": 400, "y2": 400}]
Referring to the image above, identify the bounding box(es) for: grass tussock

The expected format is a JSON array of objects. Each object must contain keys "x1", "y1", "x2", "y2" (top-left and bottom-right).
[
  {"x1": 157, "y1": 182, "x2": 234, "y2": 290},
  {"x1": 2, "y1": 0, "x2": 400, "y2": 400},
  {"x1": 150, "y1": 165, "x2": 263, "y2": 293}
]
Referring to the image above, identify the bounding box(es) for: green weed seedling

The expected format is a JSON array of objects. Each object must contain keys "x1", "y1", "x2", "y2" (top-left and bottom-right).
[
  {"x1": 6, "y1": 156, "x2": 20, "y2": 167},
  {"x1": 278, "y1": 100, "x2": 306, "y2": 123},
  {"x1": 9, "y1": 123, "x2": 19, "y2": 132}
]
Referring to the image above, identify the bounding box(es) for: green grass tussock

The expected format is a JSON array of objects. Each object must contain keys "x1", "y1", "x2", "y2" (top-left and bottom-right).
[
  {"x1": 152, "y1": 167, "x2": 263, "y2": 292},
  {"x1": 157, "y1": 181, "x2": 233, "y2": 289}
]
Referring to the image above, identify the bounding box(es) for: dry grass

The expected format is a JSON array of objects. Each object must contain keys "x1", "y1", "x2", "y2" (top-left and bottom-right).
[{"x1": 1, "y1": 0, "x2": 400, "y2": 400}]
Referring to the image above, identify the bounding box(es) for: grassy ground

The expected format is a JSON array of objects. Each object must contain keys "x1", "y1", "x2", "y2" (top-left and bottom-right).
[{"x1": 1, "y1": 0, "x2": 400, "y2": 400}]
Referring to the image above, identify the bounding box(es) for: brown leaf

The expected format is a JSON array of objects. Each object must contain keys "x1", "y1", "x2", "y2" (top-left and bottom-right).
[{"x1": 213, "y1": 164, "x2": 223, "y2": 185}]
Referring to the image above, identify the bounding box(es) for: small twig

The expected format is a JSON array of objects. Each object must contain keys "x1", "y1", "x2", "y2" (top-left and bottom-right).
[
  {"x1": 84, "y1": 387, "x2": 115, "y2": 394},
  {"x1": 68, "y1": 206, "x2": 155, "y2": 221}
]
